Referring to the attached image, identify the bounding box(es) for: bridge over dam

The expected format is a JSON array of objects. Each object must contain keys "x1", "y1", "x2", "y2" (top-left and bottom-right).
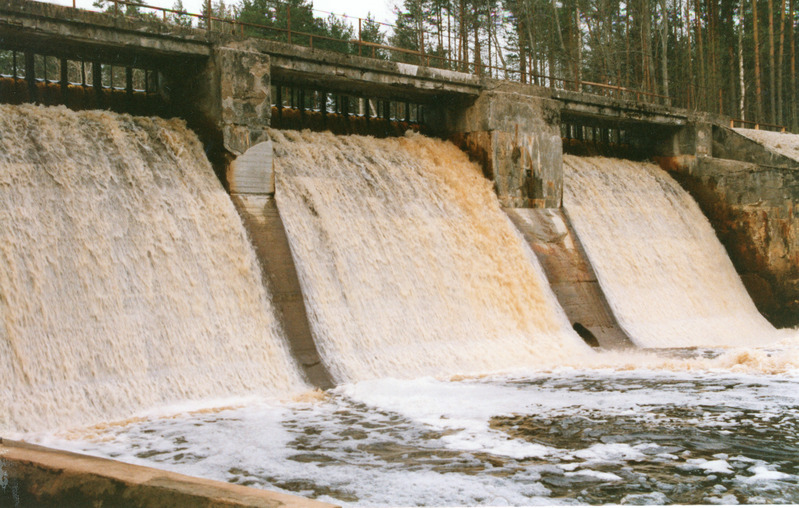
[{"x1": 1, "y1": 0, "x2": 797, "y2": 347}]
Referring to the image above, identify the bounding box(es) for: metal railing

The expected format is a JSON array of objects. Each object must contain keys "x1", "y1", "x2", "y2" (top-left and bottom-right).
[
  {"x1": 730, "y1": 118, "x2": 787, "y2": 132},
  {"x1": 73, "y1": 0, "x2": 672, "y2": 104},
  {"x1": 51, "y1": 0, "x2": 789, "y2": 130}
]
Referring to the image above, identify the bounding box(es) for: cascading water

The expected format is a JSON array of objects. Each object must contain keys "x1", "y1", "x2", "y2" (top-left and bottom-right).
[
  {"x1": 562, "y1": 154, "x2": 777, "y2": 348},
  {"x1": 0, "y1": 104, "x2": 306, "y2": 434},
  {"x1": 7, "y1": 118, "x2": 797, "y2": 506},
  {"x1": 271, "y1": 129, "x2": 589, "y2": 383}
]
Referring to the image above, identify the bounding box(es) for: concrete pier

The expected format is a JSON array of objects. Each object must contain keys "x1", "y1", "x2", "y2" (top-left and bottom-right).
[{"x1": 506, "y1": 208, "x2": 633, "y2": 349}]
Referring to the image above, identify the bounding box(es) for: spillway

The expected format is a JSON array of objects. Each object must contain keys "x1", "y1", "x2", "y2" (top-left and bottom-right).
[
  {"x1": 562, "y1": 155, "x2": 777, "y2": 348},
  {"x1": 272, "y1": 130, "x2": 589, "y2": 383},
  {"x1": 0, "y1": 104, "x2": 306, "y2": 434}
]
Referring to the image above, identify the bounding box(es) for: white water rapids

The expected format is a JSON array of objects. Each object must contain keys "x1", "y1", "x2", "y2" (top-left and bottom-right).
[
  {"x1": 3, "y1": 104, "x2": 799, "y2": 506},
  {"x1": 562, "y1": 155, "x2": 778, "y2": 348},
  {"x1": 271, "y1": 129, "x2": 589, "y2": 383},
  {"x1": 0, "y1": 105, "x2": 306, "y2": 433}
]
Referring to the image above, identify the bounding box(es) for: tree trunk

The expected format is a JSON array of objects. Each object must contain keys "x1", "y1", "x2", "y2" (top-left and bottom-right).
[
  {"x1": 491, "y1": 14, "x2": 508, "y2": 76},
  {"x1": 642, "y1": 0, "x2": 656, "y2": 93},
  {"x1": 739, "y1": 0, "x2": 746, "y2": 119},
  {"x1": 523, "y1": 1, "x2": 538, "y2": 84},
  {"x1": 552, "y1": 0, "x2": 566, "y2": 83},
  {"x1": 625, "y1": 4, "x2": 631, "y2": 88},
  {"x1": 777, "y1": 0, "x2": 786, "y2": 123},
  {"x1": 695, "y1": 0, "x2": 706, "y2": 109},
  {"x1": 686, "y1": 0, "x2": 694, "y2": 107},
  {"x1": 576, "y1": 3, "x2": 582, "y2": 90},
  {"x1": 518, "y1": 8, "x2": 527, "y2": 82},
  {"x1": 768, "y1": 0, "x2": 777, "y2": 122},
  {"x1": 791, "y1": 0, "x2": 797, "y2": 130},
  {"x1": 460, "y1": 0, "x2": 467, "y2": 70},
  {"x1": 754, "y1": 0, "x2": 764, "y2": 121},
  {"x1": 474, "y1": 8, "x2": 481, "y2": 73},
  {"x1": 659, "y1": 0, "x2": 669, "y2": 102}
]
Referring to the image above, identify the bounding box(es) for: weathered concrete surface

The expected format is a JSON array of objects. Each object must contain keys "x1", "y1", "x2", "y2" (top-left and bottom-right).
[
  {"x1": 450, "y1": 83, "x2": 563, "y2": 208},
  {"x1": 229, "y1": 141, "x2": 275, "y2": 194},
  {"x1": 0, "y1": 438, "x2": 338, "y2": 508},
  {"x1": 658, "y1": 154, "x2": 799, "y2": 327},
  {"x1": 227, "y1": 141, "x2": 331, "y2": 388},
  {"x1": 714, "y1": 127, "x2": 799, "y2": 170},
  {"x1": 554, "y1": 89, "x2": 689, "y2": 126},
  {"x1": 0, "y1": 0, "x2": 210, "y2": 67},
  {"x1": 230, "y1": 193, "x2": 333, "y2": 389},
  {"x1": 264, "y1": 40, "x2": 481, "y2": 104},
  {"x1": 505, "y1": 208, "x2": 632, "y2": 349}
]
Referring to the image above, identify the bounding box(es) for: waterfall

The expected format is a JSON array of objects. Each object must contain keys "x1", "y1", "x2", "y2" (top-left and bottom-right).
[
  {"x1": 0, "y1": 104, "x2": 306, "y2": 433},
  {"x1": 272, "y1": 129, "x2": 588, "y2": 383},
  {"x1": 563, "y1": 155, "x2": 776, "y2": 348}
]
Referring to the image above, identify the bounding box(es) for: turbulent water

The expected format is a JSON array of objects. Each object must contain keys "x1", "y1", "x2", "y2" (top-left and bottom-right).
[
  {"x1": 0, "y1": 105, "x2": 306, "y2": 433},
  {"x1": 271, "y1": 130, "x2": 588, "y2": 382},
  {"x1": 42, "y1": 345, "x2": 799, "y2": 506},
  {"x1": 5, "y1": 111, "x2": 799, "y2": 505},
  {"x1": 562, "y1": 155, "x2": 777, "y2": 348}
]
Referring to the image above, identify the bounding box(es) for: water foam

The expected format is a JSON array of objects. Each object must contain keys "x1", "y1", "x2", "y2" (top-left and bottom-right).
[
  {"x1": 41, "y1": 355, "x2": 799, "y2": 506},
  {"x1": 562, "y1": 155, "x2": 778, "y2": 348},
  {"x1": 271, "y1": 129, "x2": 588, "y2": 382},
  {"x1": 0, "y1": 104, "x2": 306, "y2": 433}
]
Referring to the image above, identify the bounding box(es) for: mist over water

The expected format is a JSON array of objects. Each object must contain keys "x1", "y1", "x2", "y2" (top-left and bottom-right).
[
  {"x1": 562, "y1": 155, "x2": 777, "y2": 348},
  {"x1": 0, "y1": 105, "x2": 305, "y2": 433},
  {"x1": 272, "y1": 129, "x2": 588, "y2": 383}
]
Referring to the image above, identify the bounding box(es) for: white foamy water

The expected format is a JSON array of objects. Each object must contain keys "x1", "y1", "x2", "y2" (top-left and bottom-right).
[
  {"x1": 0, "y1": 104, "x2": 306, "y2": 434},
  {"x1": 562, "y1": 155, "x2": 778, "y2": 348},
  {"x1": 40, "y1": 345, "x2": 799, "y2": 506},
  {"x1": 272, "y1": 130, "x2": 589, "y2": 382}
]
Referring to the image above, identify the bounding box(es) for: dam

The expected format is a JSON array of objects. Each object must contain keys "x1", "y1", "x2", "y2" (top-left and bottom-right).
[{"x1": 1, "y1": 0, "x2": 799, "y2": 505}]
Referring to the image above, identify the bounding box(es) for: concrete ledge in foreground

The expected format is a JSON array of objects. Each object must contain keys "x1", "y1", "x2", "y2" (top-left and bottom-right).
[{"x1": 0, "y1": 438, "x2": 339, "y2": 508}]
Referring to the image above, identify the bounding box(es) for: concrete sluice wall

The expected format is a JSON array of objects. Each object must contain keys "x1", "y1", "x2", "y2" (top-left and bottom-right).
[{"x1": 505, "y1": 208, "x2": 632, "y2": 349}]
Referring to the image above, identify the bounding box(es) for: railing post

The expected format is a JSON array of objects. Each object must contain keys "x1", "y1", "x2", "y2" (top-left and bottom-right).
[
  {"x1": 60, "y1": 57, "x2": 68, "y2": 104},
  {"x1": 24, "y1": 52, "x2": 35, "y2": 103},
  {"x1": 205, "y1": 0, "x2": 211, "y2": 31},
  {"x1": 358, "y1": 18, "x2": 362, "y2": 57}
]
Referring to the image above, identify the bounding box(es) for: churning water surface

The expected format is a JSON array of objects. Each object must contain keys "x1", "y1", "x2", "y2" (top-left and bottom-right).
[
  {"x1": 5, "y1": 105, "x2": 799, "y2": 506},
  {"x1": 36, "y1": 344, "x2": 799, "y2": 506}
]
